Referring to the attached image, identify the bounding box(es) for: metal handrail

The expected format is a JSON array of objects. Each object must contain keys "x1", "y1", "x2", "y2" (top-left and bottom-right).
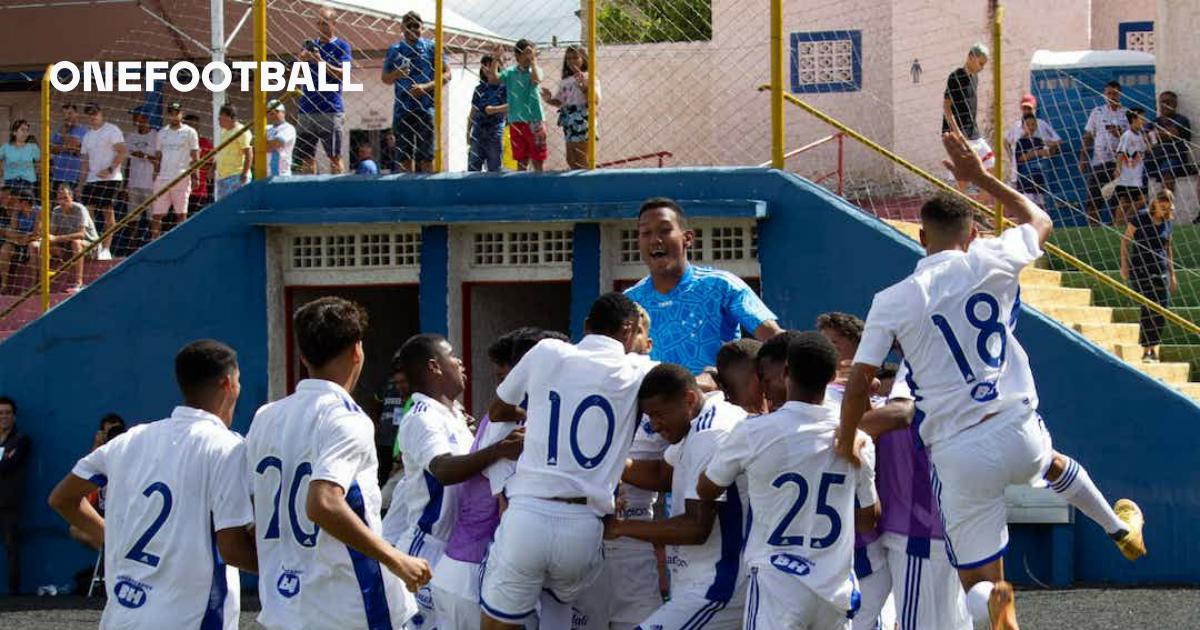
[
  {"x1": 596, "y1": 151, "x2": 673, "y2": 169},
  {"x1": 758, "y1": 133, "x2": 845, "y2": 196}
]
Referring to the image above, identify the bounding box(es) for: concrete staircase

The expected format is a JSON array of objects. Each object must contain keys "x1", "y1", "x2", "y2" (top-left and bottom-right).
[{"x1": 886, "y1": 220, "x2": 1200, "y2": 402}]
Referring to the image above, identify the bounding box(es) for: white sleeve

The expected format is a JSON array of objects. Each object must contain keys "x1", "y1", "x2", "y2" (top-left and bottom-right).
[
  {"x1": 311, "y1": 411, "x2": 374, "y2": 491},
  {"x1": 682, "y1": 429, "x2": 727, "y2": 502},
  {"x1": 497, "y1": 340, "x2": 555, "y2": 405},
  {"x1": 855, "y1": 435, "x2": 878, "y2": 508},
  {"x1": 211, "y1": 438, "x2": 254, "y2": 531},
  {"x1": 1041, "y1": 120, "x2": 1061, "y2": 143},
  {"x1": 484, "y1": 459, "x2": 517, "y2": 497},
  {"x1": 969, "y1": 223, "x2": 1043, "y2": 276},
  {"x1": 402, "y1": 412, "x2": 454, "y2": 473},
  {"x1": 1084, "y1": 109, "x2": 1100, "y2": 136},
  {"x1": 1117, "y1": 132, "x2": 1131, "y2": 155},
  {"x1": 853, "y1": 289, "x2": 904, "y2": 367},
  {"x1": 71, "y1": 440, "x2": 113, "y2": 486},
  {"x1": 888, "y1": 362, "x2": 913, "y2": 401},
  {"x1": 703, "y1": 422, "x2": 750, "y2": 488}
]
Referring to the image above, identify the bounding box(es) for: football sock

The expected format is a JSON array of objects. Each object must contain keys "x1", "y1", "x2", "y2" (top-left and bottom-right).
[{"x1": 1049, "y1": 456, "x2": 1128, "y2": 537}]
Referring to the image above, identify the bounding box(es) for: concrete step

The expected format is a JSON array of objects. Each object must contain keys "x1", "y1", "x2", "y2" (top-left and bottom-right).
[
  {"x1": 1036, "y1": 306, "x2": 1113, "y2": 326},
  {"x1": 1126, "y1": 359, "x2": 1192, "y2": 385},
  {"x1": 1021, "y1": 285, "x2": 1093, "y2": 308},
  {"x1": 1176, "y1": 383, "x2": 1200, "y2": 402},
  {"x1": 3, "y1": 258, "x2": 121, "y2": 294},
  {"x1": 0, "y1": 293, "x2": 73, "y2": 331},
  {"x1": 1019, "y1": 267, "x2": 1063, "y2": 287},
  {"x1": 1074, "y1": 322, "x2": 1141, "y2": 346},
  {"x1": 1111, "y1": 343, "x2": 1146, "y2": 361}
]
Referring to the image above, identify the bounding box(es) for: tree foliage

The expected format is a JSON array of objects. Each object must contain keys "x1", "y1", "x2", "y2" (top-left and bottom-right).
[{"x1": 596, "y1": 0, "x2": 713, "y2": 44}]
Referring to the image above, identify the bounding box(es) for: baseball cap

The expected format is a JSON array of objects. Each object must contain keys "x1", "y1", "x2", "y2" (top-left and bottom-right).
[
  {"x1": 166, "y1": 102, "x2": 182, "y2": 112},
  {"x1": 1020, "y1": 94, "x2": 1036, "y2": 108},
  {"x1": 83, "y1": 102, "x2": 101, "y2": 114},
  {"x1": 267, "y1": 99, "x2": 285, "y2": 112}
]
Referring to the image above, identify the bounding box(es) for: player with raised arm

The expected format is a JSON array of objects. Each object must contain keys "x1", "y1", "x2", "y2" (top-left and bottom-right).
[
  {"x1": 838, "y1": 132, "x2": 1146, "y2": 630},
  {"x1": 48, "y1": 340, "x2": 256, "y2": 629},
  {"x1": 479, "y1": 292, "x2": 653, "y2": 630},
  {"x1": 608, "y1": 363, "x2": 749, "y2": 629},
  {"x1": 381, "y1": 333, "x2": 525, "y2": 629},
  {"x1": 246, "y1": 297, "x2": 429, "y2": 630},
  {"x1": 699, "y1": 332, "x2": 878, "y2": 629}
]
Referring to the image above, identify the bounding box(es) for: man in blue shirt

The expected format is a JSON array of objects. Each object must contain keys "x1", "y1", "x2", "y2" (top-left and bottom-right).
[
  {"x1": 50, "y1": 103, "x2": 87, "y2": 194},
  {"x1": 296, "y1": 7, "x2": 351, "y2": 175},
  {"x1": 625, "y1": 197, "x2": 783, "y2": 374},
  {"x1": 381, "y1": 11, "x2": 451, "y2": 174}
]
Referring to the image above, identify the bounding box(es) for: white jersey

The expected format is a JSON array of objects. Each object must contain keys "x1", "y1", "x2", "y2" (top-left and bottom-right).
[
  {"x1": 1084, "y1": 105, "x2": 1130, "y2": 165},
  {"x1": 267, "y1": 121, "x2": 296, "y2": 176},
  {"x1": 497, "y1": 335, "x2": 653, "y2": 515},
  {"x1": 661, "y1": 393, "x2": 748, "y2": 598},
  {"x1": 854, "y1": 224, "x2": 1043, "y2": 447},
  {"x1": 245, "y1": 379, "x2": 417, "y2": 630},
  {"x1": 608, "y1": 414, "x2": 669, "y2": 551},
  {"x1": 381, "y1": 392, "x2": 473, "y2": 545},
  {"x1": 70, "y1": 406, "x2": 251, "y2": 630},
  {"x1": 705, "y1": 401, "x2": 876, "y2": 613},
  {"x1": 154, "y1": 124, "x2": 199, "y2": 182}
]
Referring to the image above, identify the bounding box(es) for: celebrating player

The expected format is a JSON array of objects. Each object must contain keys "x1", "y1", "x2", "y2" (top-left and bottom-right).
[
  {"x1": 609, "y1": 363, "x2": 749, "y2": 629},
  {"x1": 839, "y1": 131, "x2": 1146, "y2": 630},
  {"x1": 48, "y1": 340, "x2": 256, "y2": 629},
  {"x1": 246, "y1": 297, "x2": 428, "y2": 629},
  {"x1": 699, "y1": 332, "x2": 878, "y2": 629},
  {"x1": 479, "y1": 292, "x2": 653, "y2": 629}
]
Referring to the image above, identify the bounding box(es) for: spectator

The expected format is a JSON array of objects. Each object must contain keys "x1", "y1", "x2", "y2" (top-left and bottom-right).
[
  {"x1": 49, "y1": 103, "x2": 87, "y2": 194},
  {"x1": 625, "y1": 197, "x2": 782, "y2": 374},
  {"x1": 296, "y1": 7, "x2": 351, "y2": 174},
  {"x1": 467, "y1": 54, "x2": 507, "y2": 173},
  {"x1": 28, "y1": 183, "x2": 98, "y2": 292},
  {"x1": 1080, "y1": 81, "x2": 1129, "y2": 225},
  {"x1": 1121, "y1": 189, "x2": 1177, "y2": 363},
  {"x1": 382, "y1": 10, "x2": 451, "y2": 173},
  {"x1": 91, "y1": 412, "x2": 126, "y2": 452},
  {"x1": 0, "y1": 120, "x2": 40, "y2": 197},
  {"x1": 1147, "y1": 116, "x2": 1198, "y2": 201},
  {"x1": 78, "y1": 103, "x2": 126, "y2": 255},
  {"x1": 501, "y1": 39, "x2": 547, "y2": 172},
  {"x1": 942, "y1": 44, "x2": 991, "y2": 191},
  {"x1": 183, "y1": 113, "x2": 213, "y2": 209},
  {"x1": 69, "y1": 413, "x2": 125, "y2": 549},
  {"x1": 0, "y1": 191, "x2": 39, "y2": 294},
  {"x1": 124, "y1": 110, "x2": 156, "y2": 217},
  {"x1": 540, "y1": 45, "x2": 598, "y2": 171},
  {"x1": 1157, "y1": 90, "x2": 1192, "y2": 143},
  {"x1": 353, "y1": 145, "x2": 379, "y2": 175},
  {"x1": 265, "y1": 100, "x2": 297, "y2": 177},
  {"x1": 214, "y1": 104, "x2": 252, "y2": 199},
  {"x1": 378, "y1": 351, "x2": 413, "y2": 493},
  {"x1": 1003, "y1": 94, "x2": 1060, "y2": 180},
  {"x1": 0, "y1": 396, "x2": 30, "y2": 595},
  {"x1": 1113, "y1": 107, "x2": 1149, "y2": 227},
  {"x1": 1014, "y1": 113, "x2": 1052, "y2": 207},
  {"x1": 149, "y1": 102, "x2": 199, "y2": 241},
  {"x1": 379, "y1": 130, "x2": 400, "y2": 173}
]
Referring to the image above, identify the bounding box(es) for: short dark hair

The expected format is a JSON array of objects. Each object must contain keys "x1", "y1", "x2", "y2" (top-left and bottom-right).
[
  {"x1": 716, "y1": 338, "x2": 762, "y2": 374},
  {"x1": 1106, "y1": 80, "x2": 1121, "y2": 91},
  {"x1": 757, "y1": 330, "x2": 802, "y2": 365},
  {"x1": 61, "y1": 103, "x2": 77, "y2": 112},
  {"x1": 403, "y1": 10, "x2": 422, "y2": 24},
  {"x1": 638, "y1": 363, "x2": 698, "y2": 402},
  {"x1": 786, "y1": 331, "x2": 839, "y2": 393},
  {"x1": 1127, "y1": 107, "x2": 1145, "y2": 123},
  {"x1": 920, "y1": 193, "x2": 974, "y2": 237},
  {"x1": 479, "y1": 54, "x2": 497, "y2": 81},
  {"x1": 510, "y1": 327, "x2": 569, "y2": 365},
  {"x1": 175, "y1": 339, "x2": 239, "y2": 400},
  {"x1": 514, "y1": 38, "x2": 533, "y2": 55},
  {"x1": 815, "y1": 312, "x2": 864, "y2": 345},
  {"x1": 1021, "y1": 112, "x2": 1037, "y2": 122},
  {"x1": 0, "y1": 396, "x2": 15, "y2": 415},
  {"x1": 487, "y1": 329, "x2": 519, "y2": 367},
  {"x1": 397, "y1": 333, "x2": 446, "y2": 385},
  {"x1": 585, "y1": 292, "x2": 640, "y2": 337},
  {"x1": 637, "y1": 197, "x2": 687, "y2": 227},
  {"x1": 219, "y1": 104, "x2": 237, "y2": 119},
  {"x1": 1161, "y1": 90, "x2": 1178, "y2": 100},
  {"x1": 294, "y1": 297, "x2": 369, "y2": 369},
  {"x1": 183, "y1": 113, "x2": 200, "y2": 123},
  {"x1": 98, "y1": 412, "x2": 125, "y2": 430}
]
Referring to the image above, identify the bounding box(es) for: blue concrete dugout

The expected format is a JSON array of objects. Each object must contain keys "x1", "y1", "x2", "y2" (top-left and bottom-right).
[{"x1": 0, "y1": 168, "x2": 1196, "y2": 593}]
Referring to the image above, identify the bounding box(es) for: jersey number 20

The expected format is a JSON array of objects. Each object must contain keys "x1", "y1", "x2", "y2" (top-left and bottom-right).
[
  {"x1": 256, "y1": 457, "x2": 320, "y2": 547},
  {"x1": 546, "y1": 391, "x2": 615, "y2": 469}
]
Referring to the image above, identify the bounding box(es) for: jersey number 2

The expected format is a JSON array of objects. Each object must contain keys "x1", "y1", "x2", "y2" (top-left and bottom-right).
[
  {"x1": 255, "y1": 457, "x2": 320, "y2": 547},
  {"x1": 546, "y1": 391, "x2": 615, "y2": 469},
  {"x1": 767, "y1": 472, "x2": 846, "y2": 549},
  {"x1": 125, "y1": 481, "x2": 173, "y2": 567}
]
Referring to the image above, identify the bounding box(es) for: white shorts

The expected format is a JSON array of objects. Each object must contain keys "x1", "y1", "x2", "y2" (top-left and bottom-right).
[
  {"x1": 398, "y1": 529, "x2": 447, "y2": 630},
  {"x1": 431, "y1": 556, "x2": 483, "y2": 630},
  {"x1": 597, "y1": 541, "x2": 662, "y2": 624},
  {"x1": 877, "y1": 533, "x2": 971, "y2": 630},
  {"x1": 745, "y1": 566, "x2": 849, "y2": 630},
  {"x1": 480, "y1": 497, "x2": 604, "y2": 623},
  {"x1": 851, "y1": 537, "x2": 893, "y2": 630},
  {"x1": 929, "y1": 406, "x2": 1053, "y2": 569},
  {"x1": 151, "y1": 179, "x2": 190, "y2": 217},
  {"x1": 639, "y1": 580, "x2": 745, "y2": 630}
]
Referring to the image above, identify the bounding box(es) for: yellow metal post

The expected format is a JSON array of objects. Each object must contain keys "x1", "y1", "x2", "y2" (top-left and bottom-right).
[
  {"x1": 586, "y1": 0, "x2": 597, "y2": 169},
  {"x1": 434, "y1": 0, "x2": 444, "y2": 173},
  {"x1": 770, "y1": 0, "x2": 785, "y2": 169},
  {"x1": 991, "y1": 3, "x2": 1004, "y2": 235},
  {"x1": 252, "y1": 0, "x2": 267, "y2": 179},
  {"x1": 40, "y1": 66, "x2": 52, "y2": 311}
]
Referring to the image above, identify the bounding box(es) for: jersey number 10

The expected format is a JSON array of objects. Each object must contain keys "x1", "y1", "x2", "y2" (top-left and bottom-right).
[{"x1": 545, "y1": 391, "x2": 616, "y2": 470}]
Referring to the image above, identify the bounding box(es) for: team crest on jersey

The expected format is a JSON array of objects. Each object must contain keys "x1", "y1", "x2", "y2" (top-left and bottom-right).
[
  {"x1": 571, "y1": 607, "x2": 588, "y2": 628},
  {"x1": 415, "y1": 585, "x2": 434, "y2": 609},
  {"x1": 276, "y1": 570, "x2": 302, "y2": 598},
  {"x1": 970, "y1": 380, "x2": 999, "y2": 402},
  {"x1": 113, "y1": 577, "x2": 151, "y2": 609},
  {"x1": 770, "y1": 553, "x2": 814, "y2": 577}
]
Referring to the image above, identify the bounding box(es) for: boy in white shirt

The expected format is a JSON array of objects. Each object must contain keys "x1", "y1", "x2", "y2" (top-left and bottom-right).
[
  {"x1": 1113, "y1": 107, "x2": 1149, "y2": 226},
  {"x1": 151, "y1": 102, "x2": 199, "y2": 241},
  {"x1": 49, "y1": 340, "x2": 257, "y2": 630},
  {"x1": 266, "y1": 100, "x2": 297, "y2": 177},
  {"x1": 699, "y1": 332, "x2": 878, "y2": 630},
  {"x1": 246, "y1": 297, "x2": 429, "y2": 630}
]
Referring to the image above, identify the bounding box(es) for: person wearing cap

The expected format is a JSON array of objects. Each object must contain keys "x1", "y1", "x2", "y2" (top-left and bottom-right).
[
  {"x1": 943, "y1": 44, "x2": 992, "y2": 191},
  {"x1": 149, "y1": 102, "x2": 199, "y2": 241},
  {"x1": 382, "y1": 10, "x2": 452, "y2": 173},
  {"x1": 1080, "y1": 81, "x2": 1129, "y2": 225},
  {"x1": 1003, "y1": 94, "x2": 1060, "y2": 183},
  {"x1": 78, "y1": 103, "x2": 126, "y2": 256},
  {"x1": 124, "y1": 110, "x2": 157, "y2": 219},
  {"x1": 265, "y1": 100, "x2": 297, "y2": 177},
  {"x1": 214, "y1": 104, "x2": 252, "y2": 200}
]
